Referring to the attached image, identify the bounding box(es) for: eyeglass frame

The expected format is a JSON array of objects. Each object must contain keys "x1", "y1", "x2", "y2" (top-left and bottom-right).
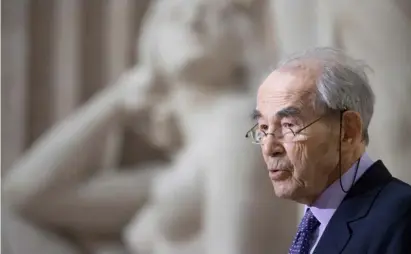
[{"x1": 245, "y1": 109, "x2": 347, "y2": 144}]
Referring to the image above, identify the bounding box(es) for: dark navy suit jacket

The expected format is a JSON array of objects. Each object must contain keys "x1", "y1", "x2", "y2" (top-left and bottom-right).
[{"x1": 313, "y1": 161, "x2": 411, "y2": 254}]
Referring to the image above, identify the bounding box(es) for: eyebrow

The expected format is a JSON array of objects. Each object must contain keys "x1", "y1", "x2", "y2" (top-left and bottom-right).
[
  {"x1": 251, "y1": 106, "x2": 301, "y2": 121},
  {"x1": 276, "y1": 106, "x2": 302, "y2": 118},
  {"x1": 251, "y1": 109, "x2": 262, "y2": 120}
]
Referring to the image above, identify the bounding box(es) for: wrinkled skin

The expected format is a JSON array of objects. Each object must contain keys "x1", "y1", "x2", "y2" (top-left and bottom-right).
[{"x1": 256, "y1": 67, "x2": 364, "y2": 205}]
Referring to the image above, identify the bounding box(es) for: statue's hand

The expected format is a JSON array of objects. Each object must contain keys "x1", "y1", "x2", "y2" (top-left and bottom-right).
[
  {"x1": 113, "y1": 66, "x2": 157, "y2": 117},
  {"x1": 111, "y1": 65, "x2": 181, "y2": 152}
]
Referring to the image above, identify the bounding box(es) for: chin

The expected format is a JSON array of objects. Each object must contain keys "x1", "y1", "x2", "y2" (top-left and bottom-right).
[
  {"x1": 272, "y1": 182, "x2": 297, "y2": 200},
  {"x1": 273, "y1": 185, "x2": 316, "y2": 205}
]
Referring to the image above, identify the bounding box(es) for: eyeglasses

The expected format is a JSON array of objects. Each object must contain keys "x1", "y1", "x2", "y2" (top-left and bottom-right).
[{"x1": 245, "y1": 116, "x2": 324, "y2": 144}]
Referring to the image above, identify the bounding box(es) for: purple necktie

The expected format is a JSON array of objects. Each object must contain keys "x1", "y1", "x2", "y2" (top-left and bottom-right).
[{"x1": 289, "y1": 209, "x2": 320, "y2": 254}]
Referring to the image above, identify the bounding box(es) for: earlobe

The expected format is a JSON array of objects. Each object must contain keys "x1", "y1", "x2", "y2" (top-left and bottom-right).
[{"x1": 340, "y1": 133, "x2": 352, "y2": 144}]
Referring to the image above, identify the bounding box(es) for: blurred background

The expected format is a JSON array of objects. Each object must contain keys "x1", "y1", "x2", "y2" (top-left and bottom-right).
[{"x1": 2, "y1": 0, "x2": 411, "y2": 254}]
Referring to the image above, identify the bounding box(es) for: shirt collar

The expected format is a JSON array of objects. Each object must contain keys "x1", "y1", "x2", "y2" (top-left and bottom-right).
[{"x1": 307, "y1": 152, "x2": 374, "y2": 226}]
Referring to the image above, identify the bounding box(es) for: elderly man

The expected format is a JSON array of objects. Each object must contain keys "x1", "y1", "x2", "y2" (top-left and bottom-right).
[{"x1": 246, "y1": 47, "x2": 411, "y2": 254}]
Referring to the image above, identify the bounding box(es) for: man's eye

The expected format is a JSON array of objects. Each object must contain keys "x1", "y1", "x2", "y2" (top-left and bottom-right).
[
  {"x1": 259, "y1": 124, "x2": 268, "y2": 131},
  {"x1": 282, "y1": 123, "x2": 295, "y2": 128}
]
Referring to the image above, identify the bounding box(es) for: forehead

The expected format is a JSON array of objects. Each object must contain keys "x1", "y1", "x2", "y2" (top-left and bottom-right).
[{"x1": 256, "y1": 68, "x2": 318, "y2": 119}]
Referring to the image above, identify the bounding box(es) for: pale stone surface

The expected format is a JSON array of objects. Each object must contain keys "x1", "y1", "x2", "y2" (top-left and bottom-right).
[
  {"x1": 2, "y1": 70, "x2": 171, "y2": 253},
  {"x1": 123, "y1": 0, "x2": 296, "y2": 253},
  {"x1": 1, "y1": 1, "x2": 79, "y2": 254},
  {"x1": 2, "y1": 0, "x2": 152, "y2": 253},
  {"x1": 125, "y1": 95, "x2": 297, "y2": 254},
  {"x1": 3, "y1": 1, "x2": 296, "y2": 254},
  {"x1": 2, "y1": 204, "x2": 79, "y2": 254}
]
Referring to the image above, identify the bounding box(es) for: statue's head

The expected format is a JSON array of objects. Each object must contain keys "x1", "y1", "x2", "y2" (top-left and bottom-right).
[
  {"x1": 119, "y1": 66, "x2": 184, "y2": 155},
  {"x1": 129, "y1": 0, "x2": 270, "y2": 151},
  {"x1": 139, "y1": 0, "x2": 270, "y2": 91}
]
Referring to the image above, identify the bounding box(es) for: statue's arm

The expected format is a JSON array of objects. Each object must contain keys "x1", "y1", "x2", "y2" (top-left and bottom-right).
[
  {"x1": 3, "y1": 67, "x2": 155, "y2": 212},
  {"x1": 29, "y1": 164, "x2": 167, "y2": 235},
  {"x1": 3, "y1": 86, "x2": 123, "y2": 207}
]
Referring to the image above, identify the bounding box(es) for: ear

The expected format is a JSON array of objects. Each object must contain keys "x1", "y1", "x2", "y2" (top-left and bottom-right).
[{"x1": 341, "y1": 111, "x2": 363, "y2": 145}]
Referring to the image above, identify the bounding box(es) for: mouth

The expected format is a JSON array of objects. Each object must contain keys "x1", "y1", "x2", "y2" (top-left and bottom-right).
[{"x1": 268, "y1": 169, "x2": 290, "y2": 181}]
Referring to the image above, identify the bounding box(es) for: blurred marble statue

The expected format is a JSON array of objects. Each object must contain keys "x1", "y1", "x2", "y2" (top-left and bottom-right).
[
  {"x1": 2, "y1": 65, "x2": 173, "y2": 253},
  {"x1": 122, "y1": 0, "x2": 296, "y2": 253},
  {"x1": 271, "y1": 0, "x2": 411, "y2": 184},
  {"x1": 3, "y1": 0, "x2": 295, "y2": 253}
]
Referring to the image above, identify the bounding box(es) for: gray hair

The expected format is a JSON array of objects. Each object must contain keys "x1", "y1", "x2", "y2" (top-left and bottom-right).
[{"x1": 277, "y1": 47, "x2": 375, "y2": 145}]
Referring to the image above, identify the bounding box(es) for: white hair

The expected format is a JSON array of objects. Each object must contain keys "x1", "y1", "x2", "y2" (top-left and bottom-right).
[{"x1": 277, "y1": 47, "x2": 375, "y2": 145}]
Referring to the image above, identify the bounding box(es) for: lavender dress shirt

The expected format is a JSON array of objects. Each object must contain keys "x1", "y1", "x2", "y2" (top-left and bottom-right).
[{"x1": 306, "y1": 153, "x2": 374, "y2": 254}]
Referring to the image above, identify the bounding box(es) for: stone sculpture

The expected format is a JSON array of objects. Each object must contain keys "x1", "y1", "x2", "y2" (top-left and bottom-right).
[
  {"x1": 3, "y1": 0, "x2": 296, "y2": 253},
  {"x1": 123, "y1": 0, "x2": 296, "y2": 253}
]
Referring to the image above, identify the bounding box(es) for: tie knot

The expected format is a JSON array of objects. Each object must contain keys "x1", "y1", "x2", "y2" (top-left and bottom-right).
[
  {"x1": 299, "y1": 208, "x2": 320, "y2": 233},
  {"x1": 289, "y1": 209, "x2": 320, "y2": 254}
]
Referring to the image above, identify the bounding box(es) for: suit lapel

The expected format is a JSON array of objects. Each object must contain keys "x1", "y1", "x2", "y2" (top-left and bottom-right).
[{"x1": 313, "y1": 161, "x2": 393, "y2": 254}]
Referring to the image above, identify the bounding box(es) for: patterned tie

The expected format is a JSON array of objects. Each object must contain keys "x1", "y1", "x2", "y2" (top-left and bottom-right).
[{"x1": 289, "y1": 208, "x2": 320, "y2": 254}]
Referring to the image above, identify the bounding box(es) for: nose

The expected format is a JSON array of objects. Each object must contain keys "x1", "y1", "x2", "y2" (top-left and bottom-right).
[{"x1": 262, "y1": 135, "x2": 285, "y2": 157}]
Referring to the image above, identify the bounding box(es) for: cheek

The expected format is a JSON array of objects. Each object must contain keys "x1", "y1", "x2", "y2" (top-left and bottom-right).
[
  {"x1": 303, "y1": 137, "x2": 339, "y2": 172},
  {"x1": 284, "y1": 138, "x2": 336, "y2": 174},
  {"x1": 284, "y1": 143, "x2": 307, "y2": 168},
  {"x1": 261, "y1": 145, "x2": 269, "y2": 161},
  {"x1": 318, "y1": 140, "x2": 339, "y2": 167}
]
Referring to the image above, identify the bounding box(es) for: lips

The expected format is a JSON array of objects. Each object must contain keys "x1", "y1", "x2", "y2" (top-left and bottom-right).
[
  {"x1": 269, "y1": 169, "x2": 285, "y2": 173},
  {"x1": 268, "y1": 169, "x2": 290, "y2": 181},
  {"x1": 268, "y1": 168, "x2": 281, "y2": 173}
]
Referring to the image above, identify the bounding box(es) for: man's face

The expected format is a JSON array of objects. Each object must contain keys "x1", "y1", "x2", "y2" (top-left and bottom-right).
[{"x1": 256, "y1": 68, "x2": 340, "y2": 204}]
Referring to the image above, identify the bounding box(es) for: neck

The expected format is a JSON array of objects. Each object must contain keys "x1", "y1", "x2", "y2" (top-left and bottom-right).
[{"x1": 339, "y1": 144, "x2": 366, "y2": 176}]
